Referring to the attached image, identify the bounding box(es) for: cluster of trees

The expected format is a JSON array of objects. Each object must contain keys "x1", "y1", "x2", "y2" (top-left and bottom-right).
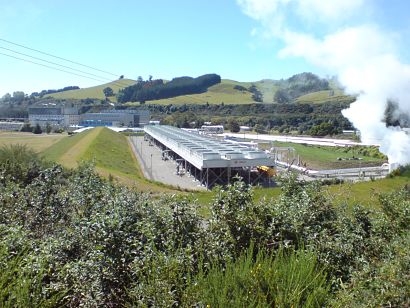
[
  {"x1": 274, "y1": 72, "x2": 331, "y2": 103},
  {"x1": 20, "y1": 123, "x2": 60, "y2": 134},
  {"x1": 1, "y1": 91, "x2": 28, "y2": 105},
  {"x1": 150, "y1": 101, "x2": 355, "y2": 136},
  {"x1": 0, "y1": 146, "x2": 409, "y2": 306},
  {"x1": 309, "y1": 121, "x2": 342, "y2": 136},
  {"x1": 31, "y1": 86, "x2": 80, "y2": 98},
  {"x1": 0, "y1": 105, "x2": 28, "y2": 118},
  {"x1": 117, "y1": 74, "x2": 221, "y2": 103},
  {"x1": 234, "y1": 84, "x2": 263, "y2": 102},
  {"x1": 1, "y1": 87, "x2": 80, "y2": 105}
]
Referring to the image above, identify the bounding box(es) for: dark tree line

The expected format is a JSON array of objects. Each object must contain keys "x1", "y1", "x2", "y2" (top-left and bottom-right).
[
  {"x1": 31, "y1": 86, "x2": 80, "y2": 98},
  {"x1": 148, "y1": 101, "x2": 355, "y2": 135},
  {"x1": 117, "y1": 74, "x2": 221, "y2": 103}
]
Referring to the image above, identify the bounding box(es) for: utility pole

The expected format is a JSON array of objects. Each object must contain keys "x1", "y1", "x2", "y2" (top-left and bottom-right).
[{"x1": 150, "y1": 153, "x2": 153, "y2": 179}]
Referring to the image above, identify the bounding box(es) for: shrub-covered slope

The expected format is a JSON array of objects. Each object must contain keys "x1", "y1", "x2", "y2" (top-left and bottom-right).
[{"x1": 0, "y1": 147, "x2": 409, "y2": 306}]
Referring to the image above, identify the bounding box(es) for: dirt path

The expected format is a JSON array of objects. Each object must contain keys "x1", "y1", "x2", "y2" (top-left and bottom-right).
[{"x1": 59, "y1": 127, "x2": 102, "y2": 168}]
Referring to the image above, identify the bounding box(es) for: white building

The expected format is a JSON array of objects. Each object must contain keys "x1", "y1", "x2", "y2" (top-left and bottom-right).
[
  {"x1": 28, "y1": 107, "x2": 150, "y2": 129},
  {"x1": 0, "y1": 121, "x2": 24, "y2": 131}
]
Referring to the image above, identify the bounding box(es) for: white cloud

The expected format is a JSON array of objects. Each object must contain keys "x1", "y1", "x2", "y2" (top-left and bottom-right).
[
  {"x1": 279, "y1": 25, "x2": 396, "y2": 72},
  {"x1": 296, "y1": 0, "x2": 367, "y2": 23},
  {"x1": 236, "y1": 0, "x2": 288, "y2": 21},
  {"x1": 237, "y1": 0, "x2": 410, "y2": 165}
]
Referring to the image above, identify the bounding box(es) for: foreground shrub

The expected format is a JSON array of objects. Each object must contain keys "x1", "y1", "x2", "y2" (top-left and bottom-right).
[
  {"x1": 0, "y1": 160, "x2": 408, "y2": 307},
  {"x1": 0, "y1": 144, "x2": 46, "y2": 185},
  {"x1": 332, "y1": 233, "x2": 410, "y2": 307},
  {"x1": 0, "y1": 226, "x2": 63, "y2": 307},
  {"x1": 185, "y1": 245, "x2": 330, "y2": 307}
]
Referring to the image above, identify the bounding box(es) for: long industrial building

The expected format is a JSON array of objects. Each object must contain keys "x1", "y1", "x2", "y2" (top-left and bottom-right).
[{"x1": 143, "y1": 125, "x2": 275, "y2": 189}]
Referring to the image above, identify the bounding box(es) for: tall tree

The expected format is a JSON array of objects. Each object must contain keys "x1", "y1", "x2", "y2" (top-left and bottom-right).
[
  {"x1": 103, "y1": 87, "x2": 114, "y2": 98},
  {"x1": 33, "y1": 123, "x2": 42, "y2": 134}
]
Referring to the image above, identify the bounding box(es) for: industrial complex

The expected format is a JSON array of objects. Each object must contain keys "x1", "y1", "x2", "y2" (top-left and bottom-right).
[
  {"x1": 139, "y1": 125, "x2": 275, "y2": 189},
  {"x1": 27, "y1": 106, "x2": 150, "y2": 129}
]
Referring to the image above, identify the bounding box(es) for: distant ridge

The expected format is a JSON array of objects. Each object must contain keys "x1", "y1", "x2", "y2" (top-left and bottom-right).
[{"x1": 44, "y1": 74, "x2": 350, "y2": 105}]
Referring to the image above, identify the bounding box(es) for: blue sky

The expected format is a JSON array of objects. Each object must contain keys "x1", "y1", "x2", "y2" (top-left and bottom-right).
[{"x1": 0, "y1": 0, "x2": 409, "y2": 96}]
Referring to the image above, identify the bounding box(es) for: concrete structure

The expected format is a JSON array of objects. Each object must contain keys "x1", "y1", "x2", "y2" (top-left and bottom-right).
[
  {"x1": 64, "y1": 107, "x2": 81, "y2": 127},
  {"x1": 28, "y1": 107, "x2": 66, "y2": 127},
  {"x1": 80, "y1": 109, "x2": 149, "y2": 128},
  {"x1": 0, "y1": 121, "x2": 24, "y2": 131},
  {"x1": 143, "y1": 125, "x2": 275, "y2": 189},
  {"x1": 201, "y1": 124, "x2": 224, "y2": 134},
  {"x1": 28, "y1": 107, "x2": 150, "y2": 129}
]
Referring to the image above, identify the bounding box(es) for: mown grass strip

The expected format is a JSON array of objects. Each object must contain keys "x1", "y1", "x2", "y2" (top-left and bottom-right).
[
  {"x1": 41, "y1": 128, "x2": 101, "y2": 168},
  {"x1": 81, "y1": 127, "x2": 140, "y2": 176}
]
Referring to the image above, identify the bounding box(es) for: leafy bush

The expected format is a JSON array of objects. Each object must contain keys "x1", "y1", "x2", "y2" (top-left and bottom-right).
[
  {"x1": 0, "y1": 144, "x2": 45, "y2": 185},
  {"x1": 0, "y1": 226, "x2": 64, "y2": 307},
  {"x1": 0, "y1": 159, "x2": 408, "y2": 307},
  {"x1": 186, "y1": 245, "x2": 330, "y2": 307}
]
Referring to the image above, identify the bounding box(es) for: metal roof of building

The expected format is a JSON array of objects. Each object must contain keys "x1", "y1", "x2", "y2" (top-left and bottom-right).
[{"x1": 144, "y1": 125, "x2": 274, "y2": 169}]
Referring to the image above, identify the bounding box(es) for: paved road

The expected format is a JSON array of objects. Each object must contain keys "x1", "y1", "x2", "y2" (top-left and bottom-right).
[
  {"x1": 223, "y1": 132, "x2": 380, "y2": 147},
  {"x1": 129, "y1": 136, "x2": 206, "y2": 191}
]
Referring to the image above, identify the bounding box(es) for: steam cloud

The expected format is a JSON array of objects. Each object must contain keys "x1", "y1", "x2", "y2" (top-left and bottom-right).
[{"x1": 237, "y1": 0, "x2": 410, "y2": 165}]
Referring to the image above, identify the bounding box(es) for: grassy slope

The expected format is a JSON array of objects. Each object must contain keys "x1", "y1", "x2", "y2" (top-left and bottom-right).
[
  {"x1": 44, "y1": 77, "x2": 353, "y2": 105},
  {"x1": 81, "y1": 128, "x2": 141, "y2": 176},
  {"x1": 327, "y1": 174, "x2": 410, "y2": 209},
  {"x1": 295, "y1": 90, "x2": 352, "y2": 104},
  {"x1": 46, "y1": 78, "x2": 282, "y2": 105},
  {"x1": 41, "y1": 128, "x2": 97, "y2": 166},
  {"x1": 41, "y1": 127, "x2": 172, "y2": 191},
  {"x1": 143, "y1": 79, "x2": 256, "y2": 105},
  {"x1": 46, "y1": 79, "x2": 136, "y2": 102}
]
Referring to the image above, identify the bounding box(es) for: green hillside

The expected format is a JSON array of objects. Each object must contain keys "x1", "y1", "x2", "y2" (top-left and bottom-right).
[
  {"x1": 47, "y1": 78, "x2": 282, "y2": 105},
  {"x1": 45, "y1": 75, "x2": 351, "y2": 105},
  {"x1": 295, "y1": 89, "x2": 352, "y2": 104},
  {"x1": 46, "y1": 78, "x2": 136, "y2": 101},
  {"x1": 143, "y1": 79, "x2": 255, "y2": 105}
]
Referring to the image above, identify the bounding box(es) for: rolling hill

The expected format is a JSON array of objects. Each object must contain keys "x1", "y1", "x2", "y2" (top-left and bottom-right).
[
  {"x1": 45, "y1": 75, "x2": 351, "y2": 105},
  {"x1": 45, "y1": 78, "x2": 136, "y2": 102}
]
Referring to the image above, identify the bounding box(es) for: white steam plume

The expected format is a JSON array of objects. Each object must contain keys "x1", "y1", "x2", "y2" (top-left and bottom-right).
[{"x1": 237, "y1": 0, "x2": 410, "y2": 165}]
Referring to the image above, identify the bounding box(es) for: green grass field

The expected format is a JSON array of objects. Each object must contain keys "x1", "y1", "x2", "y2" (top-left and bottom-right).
[
  {"x1": 266, "y1": 141, "x2": 386, "y2": 170},
  {"x1": 0, "y1": 132, "x2": 67, "y2": 153}
]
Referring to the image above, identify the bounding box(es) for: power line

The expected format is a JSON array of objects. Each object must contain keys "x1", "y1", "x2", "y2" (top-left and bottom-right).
[
  {"x1": 0, "y1": 37, "x2": 119, "y2": 78},
  {"x1": 0, "y1": 52, "x2": 109, "y2": 83},
  {"x1": 0, "y1": 38, "x2": 135, "y2": 88},
  {"x1": 0, "y1": 46, "x2": 115, "y2": 82}
]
